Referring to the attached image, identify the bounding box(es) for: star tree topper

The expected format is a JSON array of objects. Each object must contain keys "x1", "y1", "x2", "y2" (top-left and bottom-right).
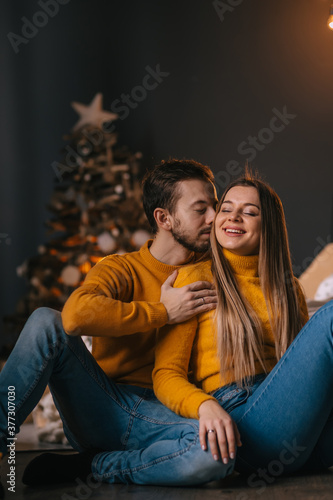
[{"x1": 71, "y1": 93, "x2": 118, "y2": 131}]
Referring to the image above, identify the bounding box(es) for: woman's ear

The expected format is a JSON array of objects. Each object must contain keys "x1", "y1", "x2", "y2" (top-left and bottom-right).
[{"x1": 153, "y1": 208, "x2": 172, "y2": 231}]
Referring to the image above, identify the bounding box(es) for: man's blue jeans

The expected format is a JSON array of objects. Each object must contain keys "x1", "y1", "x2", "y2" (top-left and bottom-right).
[
  {"x1": 0, "y1": 308, "x2": 233, "y2": 486},
  {"x1": 212, "y1": 299, "x2": 333, "y2": 478}
]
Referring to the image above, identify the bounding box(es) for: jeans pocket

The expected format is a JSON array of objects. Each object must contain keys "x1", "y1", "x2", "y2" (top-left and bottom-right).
[
  {"x1": 212, "y1": 385, "x2": 250, "y2": 413},
  {"x1": 212, "y1": 374, "x2": 267, "y2": 413}
]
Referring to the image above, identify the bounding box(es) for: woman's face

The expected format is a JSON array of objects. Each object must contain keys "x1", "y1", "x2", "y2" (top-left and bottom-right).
[{"x1": 215, "y1": 186, "x2": 261, "y2": 256}]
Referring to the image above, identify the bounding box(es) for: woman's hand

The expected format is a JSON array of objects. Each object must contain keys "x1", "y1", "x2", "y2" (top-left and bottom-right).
[{"x1": 198, "y1": 399, "x2": 242, "y2": 463}]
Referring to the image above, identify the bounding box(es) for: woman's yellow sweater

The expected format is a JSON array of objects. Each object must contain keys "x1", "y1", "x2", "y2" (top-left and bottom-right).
[{"x1": 153, "y1": 249, "x2": 309, "y2": 419}]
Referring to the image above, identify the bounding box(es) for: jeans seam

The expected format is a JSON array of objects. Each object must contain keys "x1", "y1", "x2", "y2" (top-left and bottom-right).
[
  {"x1": 235, "y1": 453, "x2": 257, "y2": 474},
  {"x1": 121, "y1": 397, "x2": 145, "y2": 449},
  {"x1": 236, "y1": 301, "x2": 333, "y2": 426},
  {"x1": 14, "y1": 337, "x2": 65, "y2": 413}
]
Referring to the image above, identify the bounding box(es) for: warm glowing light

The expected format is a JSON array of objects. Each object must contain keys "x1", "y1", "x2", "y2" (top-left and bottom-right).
[
  {"x1": 63, "y1": 235, "x2": 84, "y2": 247},
  {"x1": 90, "y1": 255, "x2": 104, "y2": 264},
  {"x1": 51, "y1": 287, "x2": 62, "y2": 297},
  {"x1": 87, "y1": 235, "x2": 97, "y2": 243},
  {"x1": 79, "y1": 261, "x2": 92, "y2": 274},
  {"x1": 328, "y1": 5, "x2": 333, "y2": 30}
]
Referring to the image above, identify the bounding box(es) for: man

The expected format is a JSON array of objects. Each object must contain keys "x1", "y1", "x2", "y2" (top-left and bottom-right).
[{"x1": 0, "y1": 159, "x2": 234, "y2": 491}]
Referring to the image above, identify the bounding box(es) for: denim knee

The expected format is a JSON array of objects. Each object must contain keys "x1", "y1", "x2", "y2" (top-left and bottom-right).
[
  {"x1": 170, "y1": 432, "x2": 236, "y2": 485},
  {"x1": 309, "y1": 299, "x2": 333, "y2": 340},
  {"x1": 28, "y1": 306, "x2": 62, "y2": 325},
  {"x1": 313, "y1": 299, "x2": 333, "y2": 319},
  {"x1": 21, "y1": 307, "x2": 66, "y2": 345}
]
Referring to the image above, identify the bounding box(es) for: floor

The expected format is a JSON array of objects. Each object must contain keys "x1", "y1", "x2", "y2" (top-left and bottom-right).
[{"x1": 2, "y1": 424, "x2": 333, "y2": 500}]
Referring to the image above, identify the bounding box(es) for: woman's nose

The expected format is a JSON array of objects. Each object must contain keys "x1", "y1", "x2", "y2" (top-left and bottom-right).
[{"x1": 228, "y1": 212, "x2": 240, "y2": 221}]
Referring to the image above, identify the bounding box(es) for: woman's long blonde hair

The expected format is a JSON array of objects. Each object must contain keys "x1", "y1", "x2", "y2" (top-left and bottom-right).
[{"x1": 211, "y1": 172, "x2": 306, "y2": 385}]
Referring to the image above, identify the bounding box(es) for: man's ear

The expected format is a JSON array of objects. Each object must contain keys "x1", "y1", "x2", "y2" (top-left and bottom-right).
[{"x1": 153, "y1": 208, "x2": 172, "y2": 231}]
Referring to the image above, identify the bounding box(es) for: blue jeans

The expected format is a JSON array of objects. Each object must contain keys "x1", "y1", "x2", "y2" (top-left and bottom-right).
[
  {"x1": 0, "y1": 307, "x2": 233, "y2": 485},
  {"x1": 211, "y1": 299, "x2": 333, "y2": 480}
]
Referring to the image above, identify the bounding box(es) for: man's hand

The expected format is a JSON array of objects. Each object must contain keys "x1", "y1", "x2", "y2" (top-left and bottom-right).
[
  {"x1": 160, "y1": 270, "x2": 217, "y2": 324},
  {"x1": 198, "y1": 399, "x2": 242, "y2": 463}
]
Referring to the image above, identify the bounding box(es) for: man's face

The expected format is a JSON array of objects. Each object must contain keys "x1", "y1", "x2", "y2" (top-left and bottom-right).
[{"x1": 169, "y1": 179, "x2": 218, "y2": 253}]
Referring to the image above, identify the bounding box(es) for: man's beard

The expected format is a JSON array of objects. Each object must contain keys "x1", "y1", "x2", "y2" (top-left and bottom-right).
[{"x1": 171, "y1": 222, "x2": 211, "y2": 253}]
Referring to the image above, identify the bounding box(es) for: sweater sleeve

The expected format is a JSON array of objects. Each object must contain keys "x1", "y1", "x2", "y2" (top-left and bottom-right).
[
  {"x1": 62, "y1": 256, "x2": 168, "y2": 337},
  {"x1": 153, "y1": 263, "x2": 216, "y2": 419}
]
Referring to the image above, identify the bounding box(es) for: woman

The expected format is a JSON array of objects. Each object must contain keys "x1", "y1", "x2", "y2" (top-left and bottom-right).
[{"x1": 153, "y1": 172, "x2": 333, "y2": 477}]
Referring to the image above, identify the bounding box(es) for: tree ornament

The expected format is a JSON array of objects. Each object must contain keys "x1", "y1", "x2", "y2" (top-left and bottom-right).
[
  {"x1": 131, "y1": 230, "x2": 151, "y2": 248},
  {"x1": 60, "y1": 265, "x2": 81, "y2": 287},
  {"x1": 97, "y1": 232, "x2": 117, "y2": 254}
]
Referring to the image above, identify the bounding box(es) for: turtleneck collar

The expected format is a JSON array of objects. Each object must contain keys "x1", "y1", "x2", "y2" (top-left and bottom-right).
[
  {"x1": 141, "y1": 239, "x2": 197, "y2": 273},
  {"x1": 222, "y1": 248, "x2": 259, "y2": 278}
]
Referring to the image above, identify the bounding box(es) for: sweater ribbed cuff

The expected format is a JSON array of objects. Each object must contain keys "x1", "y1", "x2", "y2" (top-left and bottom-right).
[
  {"x1": 184, "y1": 393, "x2": 217, "y2": 420},
  {"x1": 147, "y1": 302, "x2": 169, "y2": 328}
]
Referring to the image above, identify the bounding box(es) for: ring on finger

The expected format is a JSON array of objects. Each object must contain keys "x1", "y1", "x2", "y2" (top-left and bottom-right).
[
  {"x1": 202, "y1": 297, "x2": 205, "y2": 305},
  {"x1": 207, "y1": 429, "x2": 215, "y2": 434}
]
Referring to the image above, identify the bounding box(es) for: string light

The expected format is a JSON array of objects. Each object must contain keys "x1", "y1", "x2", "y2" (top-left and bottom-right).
[{"x1": 328, "y1": 4, "x2": 333, "y2": 30}]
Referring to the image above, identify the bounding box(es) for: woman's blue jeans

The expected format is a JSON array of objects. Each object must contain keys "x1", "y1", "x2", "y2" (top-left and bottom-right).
[
  {"x1": 0, "y1": 307, "x2": 232, "y2": 486},
  {"x1": 212, "y1": 299, "x2": 333, "y2": 483}
]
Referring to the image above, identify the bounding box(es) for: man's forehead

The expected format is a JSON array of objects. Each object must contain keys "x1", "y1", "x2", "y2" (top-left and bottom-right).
[{"x1": 177, "y1": 179, "x2": 217, "y2": 200}]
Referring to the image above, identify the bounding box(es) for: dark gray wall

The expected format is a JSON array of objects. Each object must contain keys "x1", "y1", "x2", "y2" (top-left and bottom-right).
[{"x1": 1, "y1": 0, "x2": 333, "y2": 338}]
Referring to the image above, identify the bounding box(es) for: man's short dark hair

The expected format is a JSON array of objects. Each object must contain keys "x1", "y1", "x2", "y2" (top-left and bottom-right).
[{"x1": 142, "y1": 158, "x2": 215, "y2": 234}]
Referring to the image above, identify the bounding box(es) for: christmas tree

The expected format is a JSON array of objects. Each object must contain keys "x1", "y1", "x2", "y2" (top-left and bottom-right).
[{"x1": 4, "y1": 93, "x2": 151, "y2": 347}]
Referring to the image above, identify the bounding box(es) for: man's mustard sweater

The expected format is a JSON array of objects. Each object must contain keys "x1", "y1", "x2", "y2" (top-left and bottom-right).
[
  {"x1": 153, "y1": 249, "x2": 309, "y2": 419},
  {"x1": 62, "y1": 240, "x2": 179, "y2": 388}
]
